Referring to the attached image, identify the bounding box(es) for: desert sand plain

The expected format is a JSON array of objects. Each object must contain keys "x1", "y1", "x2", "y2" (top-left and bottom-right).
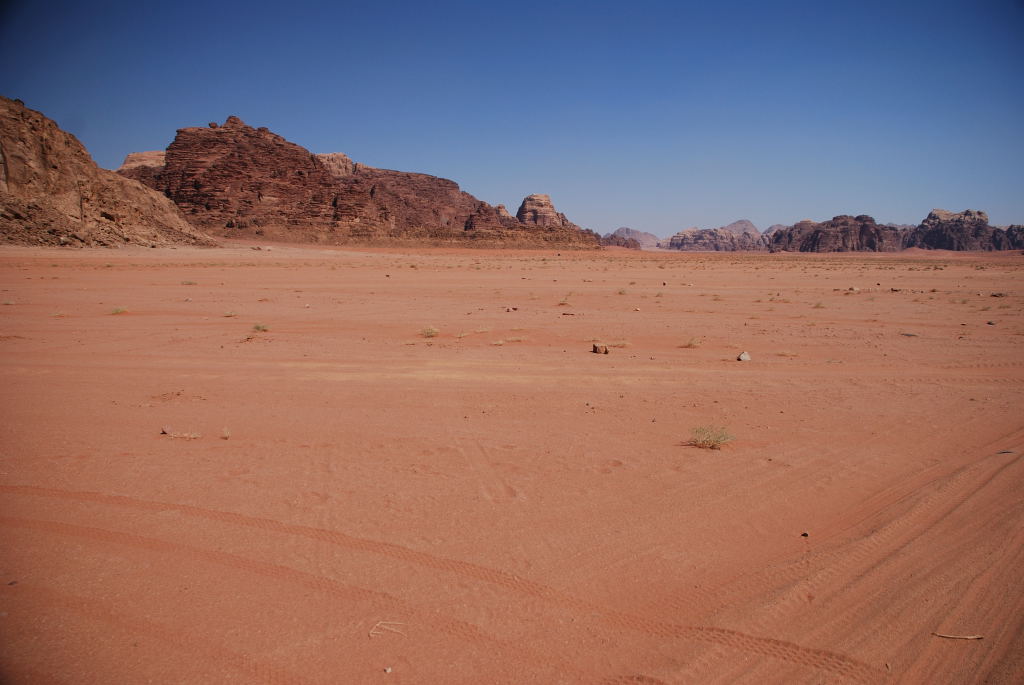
[{"x1": 0, "y1": 242, "x2": 1021, "y2": 684}]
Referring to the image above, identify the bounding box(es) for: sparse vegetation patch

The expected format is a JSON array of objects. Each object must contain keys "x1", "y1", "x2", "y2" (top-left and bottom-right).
[{"x1": 688, "y1": 425, "x2": 734, "y2": 450}]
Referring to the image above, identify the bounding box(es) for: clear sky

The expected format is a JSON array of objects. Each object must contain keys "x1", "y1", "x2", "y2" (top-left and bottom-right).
[{"x1": 2, "y1": 0, "x2": 1022, "y2": 236}]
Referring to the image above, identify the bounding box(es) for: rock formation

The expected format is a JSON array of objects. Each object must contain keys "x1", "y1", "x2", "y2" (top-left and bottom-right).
[
  {"x1": 315, "y1": 152, "x2": 356, "y2": 179},
  {"x1": 603, "y1": 227, "x2": 661, "y2": 249},
  {"x1": 904, "y1": 209, "x2": 1021, "y2": 251},
  {"x1": 718, "y1": 219, "x2": 759, "y2": 237},
  {"x1": 118, "y1": 150, "x2": 166, "y2": 189},
  {"x1": 762, "y1": 223, "x2": 789, "y2": 237},
  {"x1": 664, "y1": 219, "x2": 765, "y2": 251},
  {"x1": 516, "y1": 194, "x2": 577, "y2": 229},
  {"x1": 666, "y1": 227, "x2": 766, "y2": 251},
  {"x1": 764, "y1": 210, "x2": 1023, "y2": 252},
  {"x1": 767, "y1": 215, "x2": 905, "y2": 252},
  {"x1": 0, "y1": 97, "x2": 214, "y2": 247},
  {"x1": 1006, "y1": 225, "x2": 1024, "y2": 249},
  {"x1": 662, "y1": 219, "x2": 765, "y2": 251},
  {"x1": 600, "y1": 231, "x2": 641, "y2": 249},
  {"x1": 118, "y1": 117, "x2": 599, "y2": 247}
]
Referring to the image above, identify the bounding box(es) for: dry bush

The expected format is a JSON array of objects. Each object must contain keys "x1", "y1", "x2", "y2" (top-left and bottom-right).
[{"x1": 688, "y1": 425, "x2": 733, "y2": 450}]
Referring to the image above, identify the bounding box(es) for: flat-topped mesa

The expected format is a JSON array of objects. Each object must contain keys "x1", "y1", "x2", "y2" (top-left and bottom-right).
[
  {"x1": 116, "y1": 116, "x2": 599, "y2": 247},
  {"x1": 0, "y1": 96, "x2": 213, "y2": 247}
]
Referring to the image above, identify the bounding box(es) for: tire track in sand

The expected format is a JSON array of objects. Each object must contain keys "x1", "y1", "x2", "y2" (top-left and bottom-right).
[
  {"x1": 0, "y1": 515, "x2": 586, "y2": 682},
  {"x1": 0, "y1": 582, "x2": 315, "y2": 685},
  {"x1": 649, "y1": 446, "x2": 1021, "y2": 623},
  {"x1": 649, "y1": 446, "x2": 1022, "y2": 681},
  {"x1": 1, "y1": 485, "x2": 882, "y2": 682}
]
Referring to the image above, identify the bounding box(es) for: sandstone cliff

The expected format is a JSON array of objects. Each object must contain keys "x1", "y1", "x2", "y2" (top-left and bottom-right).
[
  {"x1": 768, "y1": 215, "x2": 905, "y2": 252},
  {"x1": 662, "y1": 219, "x2": 765, "y2": 251},
  {"x1": 664, "y1": 219, "x2": 765, "y2": 251},
  {"x1": 0, "y1": 97, "x2": 214, "y2": 247},
  {"x1": 764, "y1": 210, "x2": 1023, "y2": 252},
  {"x1": 666, "y1": 227, "x2": 766, "y2": 251},
  {"x1": 118, "y1": 118, "x2": 599, "y2": 248},
  {"x1": 904, "y1": 209, "x2": 1021, "y2": 251}
]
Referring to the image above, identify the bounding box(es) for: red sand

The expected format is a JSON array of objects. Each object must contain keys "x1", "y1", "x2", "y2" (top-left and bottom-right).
[{"x1": 1, "y1": 242, "x2": 1022, "y2": 683}]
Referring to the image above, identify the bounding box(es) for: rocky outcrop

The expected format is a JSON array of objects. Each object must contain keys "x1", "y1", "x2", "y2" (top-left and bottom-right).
[
  {"x1": 516, "y1": 194, "x2": 574, "y2": 228},
  {"x1": 144, "y1": 115, "x2": 351, "y2": 234},
  {"x1": 765, "y1": 210, "x2": 1023, "y2": 253},
  {"x1": 663, "y1": 219, "x2": 765, "y2": 251},
  {"x1": 718, "y1": 219, "x2": 759, "y2": 236},
  {"x1": 118, "y1": 117, "x2": 599, "y2": 247},
  {"x1": 768, "y1": 215, "x2": 904, "y2": 252},
  {"x1": 600, "y1": 232, "x2": 641, "y2": 249},
  {"x1": 315, "y1": 152, "x2": 356, "y2": 179},
  {"x1": 666, "y1": 227, "x2": 766, "y2": 251},
  {"x1": 1006, "y1": 225, "x2": 1024, "y2": 249},
  {"x1": 905, "y1": 209, "x2": 1018, "y2": 251},
  {"x1": 762, "y1": 224, "x2": 789, "y2": 238},
  {"x1": 0, "y1": 97, "x2": 214, "y2": 247},
  {"x1": 118, "y1": 150, "x2": 166, "y2": 189},
  {"x1": 604, "y1": 227, "x2": 660, "y2": 249}
]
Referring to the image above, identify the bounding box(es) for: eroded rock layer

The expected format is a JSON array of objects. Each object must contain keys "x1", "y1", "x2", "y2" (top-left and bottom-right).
[
  {"x1": 0, "y1": 97, "x2": 213, "y2": 247},
  {"x1": 905, "y1": 209, "x2": 1021, "y2": 251},
  {"x1": 668, "y1": 228, "x2": 764, "y2": 251},
  {"x1": 119, "y1": 118, "x2": 599, "y2": 247},
  {"x1": 768, "y1": 215, "x2": 905, "y2": 252}
]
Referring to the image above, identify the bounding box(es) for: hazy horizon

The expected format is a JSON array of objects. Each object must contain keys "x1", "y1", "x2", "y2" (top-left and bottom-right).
[{"x1": 2, "y1": 0, "x2": 1022, "y2": 234}]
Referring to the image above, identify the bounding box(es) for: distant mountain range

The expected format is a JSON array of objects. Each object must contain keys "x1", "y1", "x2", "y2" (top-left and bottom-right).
[
  {"x1": 2, "y1": 95, "x2": 1021, "y2": 252},
  {"x1": 660, "y1": 214, "x2": 1023, "y2": 252}
]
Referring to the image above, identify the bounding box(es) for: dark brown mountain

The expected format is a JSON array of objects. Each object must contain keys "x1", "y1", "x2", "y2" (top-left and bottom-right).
[
  {"x1": 118, "y1": 117, "x2": 599, "y2": 248},
  {"x1": 0, "y1": 97, "x2": 213, "y2": 247},
  {"x1": 600, "y1": 232, "x2": 641, "y2": 249},
  {"x1": 765, "y1": 210, "x2": 1022, "y2": 252},
  {"x1": 767, "y1": 215, "x2": 906, "y2": 252},
  {"x1": 904, "y1": 209, "x2": 1021, "y2": 251}
]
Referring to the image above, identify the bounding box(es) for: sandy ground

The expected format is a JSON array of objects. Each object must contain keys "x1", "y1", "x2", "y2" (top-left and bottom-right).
[{"x1": 1, "y1": 241, "x2": 1022, "y2": 684}]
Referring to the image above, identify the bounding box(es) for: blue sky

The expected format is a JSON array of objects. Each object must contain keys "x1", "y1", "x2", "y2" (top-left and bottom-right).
[{"x1": 2, "y1": 0, "x2": 1022, "y2": 236}]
